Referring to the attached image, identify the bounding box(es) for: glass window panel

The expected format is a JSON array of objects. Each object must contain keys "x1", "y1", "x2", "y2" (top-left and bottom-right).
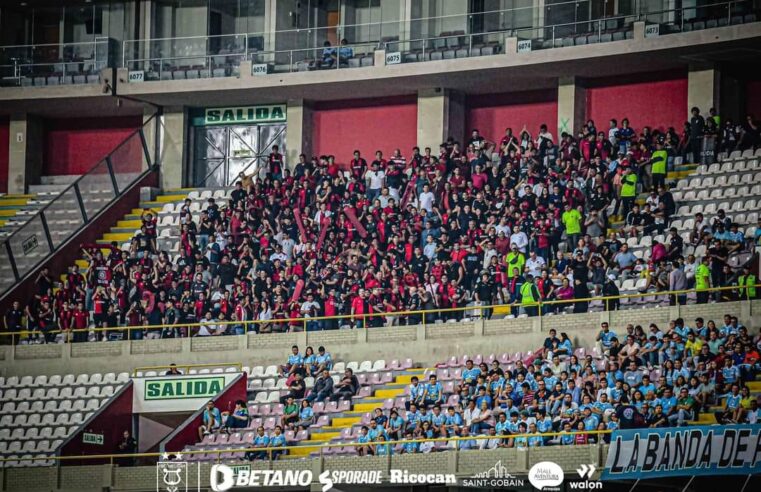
[
  {"x1": 79, "y1": 164, "x2": 117, "y2": 221},
  {"x1": 45, "y1": 188, "x2": 86, "y2": 249},
  {"x1": 7, "y1": 215, "x2": 53, "y2": 282},
  {"x1": 0, "y1": 245, "x2": 17, "y2": 295}
]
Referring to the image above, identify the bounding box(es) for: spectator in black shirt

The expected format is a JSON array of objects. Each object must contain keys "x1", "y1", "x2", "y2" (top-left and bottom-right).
[
  {"x1": 689, "y1": 106, "x2": 705, "y2": 163},
  {"x1": 4, "y1": 301, "x2": 23, "y2": 334}
]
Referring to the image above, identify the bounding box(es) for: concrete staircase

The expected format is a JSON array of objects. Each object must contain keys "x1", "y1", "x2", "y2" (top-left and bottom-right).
[
  {"x1": 688, "y1": 378, "x2": 761, "y2": 425},
  {"x1": 283, "y1": 369, "x2": 426, "y2": 458}
]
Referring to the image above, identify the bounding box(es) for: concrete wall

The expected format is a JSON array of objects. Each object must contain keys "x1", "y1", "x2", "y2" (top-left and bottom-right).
[{"x1": 1, "y1": 300, "x2": 756, "y2": 378}]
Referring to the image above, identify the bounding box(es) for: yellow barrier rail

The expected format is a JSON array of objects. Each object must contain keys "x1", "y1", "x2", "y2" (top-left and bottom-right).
[
  {"x1": 2, "y1": 283, "x2": 756, "y2": 343},
  {"x1": 132, "y1": 362, "x2": 243, "y2": 377},
  {"x1": 0, "y1": 429, "x2": 613, "y2": 465}
]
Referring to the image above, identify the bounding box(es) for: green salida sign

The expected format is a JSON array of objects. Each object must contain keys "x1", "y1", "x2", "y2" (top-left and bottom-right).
[
  {"x1": 145, "y1": 377, "x2": 225, "y2": 400},
  {"x1": 204, "y1": 104, "x2": 286, "y2": 126}
]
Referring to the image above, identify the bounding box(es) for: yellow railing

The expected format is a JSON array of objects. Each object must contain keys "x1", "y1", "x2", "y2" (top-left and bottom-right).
[
  {"x1": 2, "y1": 283, "x2": 756, "y2": 343},
  {"x1": 132, "y1": 362, "x2": 243, "y2": 377},
  {"x1": 0, "y1": 429, "x2": 613, "y2": 466}
]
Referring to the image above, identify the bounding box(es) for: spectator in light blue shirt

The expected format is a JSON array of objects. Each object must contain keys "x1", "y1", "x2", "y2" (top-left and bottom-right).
[
  {"x1": 199, "y1": 400, "x2": 222, "y2": 440},
  {"x1": 246, "y1": 426, "x2": 270, "y2": 460},
  {"x1": 457, "y1": 427, "x2": 478, "y2": 450},
  {"x1": 314, "y1": 346, "x2": 332, "y2": 375},
  {"x1": 281, "y1": 345, "x2": 304, "y2": 377},
  {"x1": 596, "y1": 322, "x2": 617, "y2": 351},
  {"x1": 422, "y1": 375, "x2": 444, "y2": 406},
  {"x1": 269, "y1": 426, "x2": 287, "y2": 460},
  {"x1": 374, "y1": 435, "x2": 393, "y2": 456},
  {"x1": 401, "y1": 431, "x2": 418, "y2": 454}
]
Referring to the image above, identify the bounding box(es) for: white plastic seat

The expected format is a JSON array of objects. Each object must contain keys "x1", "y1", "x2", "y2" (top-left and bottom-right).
[
  {"x1": 52, "y1": 427, "x2": 68, "y2": 439},
  {"x1": 263, "y1": 365, "x2": 278, "y2": 377},
  {"x1": 84, "y1": 399, "x2": 100, "y2": 412},
  {"x1": 71, "y1": 400, "x2": 86, "y2": 412},
  {"x1": 101, "y1": 386, "x2": 115, "y2": 397},
  {"x1": 61, "y1": 374, "x2": 76, "y2": 386},
  {"x1": 69, "y1": 413, "x2": 84, "y2": 425},
  {"x1": 13, "y1": 402, "x2": 30, "y2": 414},
  {"x1": 58, "y1": 400, "x2": 73, "y2": 412},
  {"x1": 18, "y1": 376, "x2": 34, "y2": 388},
  {"x1": 86, "y1": 386, "x2": 101, "y2": 398},
  {"x1": 14, "y1": 388, "x2": 31, "y2": 401},
  {"x1": 46, "y1": 388, "x2": 60, "y2": 399},
  {"x1": 73, "y1": 387, "x2": 87, "y2": 399},
  {"x1": 32, "y1": 375, "x2": 48, "y2": 387},
  {"x1": 89, "y1": 374, "x2": 103, "y2": 386},
  {"x1": 250, "y1": 366, "x2": 265, "y2": 378},
  {"x1": 41, "y1": 414, "x2": 56, "y2": 426},
  {"x1": 116, "y1": 373, "x2": 130, "y2": 384},
  {"x1": 102, "y1": 373, "x2": 117, "y2": 385}
]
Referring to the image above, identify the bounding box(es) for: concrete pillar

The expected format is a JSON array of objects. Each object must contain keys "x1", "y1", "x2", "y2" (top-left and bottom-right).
[
  {"x1": 416, "y1": 88, "x2": 465, "y2": 150},
  {"x1": 158, "y1": 106, "x2": 187, "y2": 190},
  {"x1": 7, "y1": 113, "x2": 43, "y2": 195},
  {"x1": 285, "y1": 99, "x2": 313, "y2": 166},
  {"x1": 557, "y1": 76, "x2": 587, "y2": 139},
  {"x1": 688, "y1": 65, "x2": 720, "y2": 118}
]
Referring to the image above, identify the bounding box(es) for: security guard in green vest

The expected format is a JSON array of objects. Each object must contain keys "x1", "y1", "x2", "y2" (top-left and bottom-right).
[
  {"x1": 650, "y1": 141, "x2": 668, "y2": 191},
  {"x1": 738, "y1": 266, "x2": 757, "y2": 300},
  {"x1": 520, "y1": 274, "x2": 541, "y2": 317},
  {"x1": 619, "y1": 167, "x2": 638, "y2": 218}
]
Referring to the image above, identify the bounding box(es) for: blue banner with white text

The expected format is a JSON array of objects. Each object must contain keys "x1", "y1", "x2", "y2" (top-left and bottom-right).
[{"x1": 602, "y1": 425, "x2": 761, "y2": 480}]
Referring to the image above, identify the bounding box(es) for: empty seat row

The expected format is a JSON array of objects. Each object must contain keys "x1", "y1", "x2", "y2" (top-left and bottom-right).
[
  {"x1": 677, "y1": 173, "x2": 761, "y2": 191},
  {"x1": 0, "y1": 440, "x2": 63, "y2": 455},
  {"x1": 1, "y1": 455, "x2": 56, "y2": 468},
  {"x1": 1, "y1": 386, "x2": 118, "y2": 402},
  {"x1": 1, "y1": 398, "x2": 104, "y2": 414},
  {"x1": 0, "y1": 412, "x2": 93, "y2": 428},
  {"x1": 21, "y1": 74, "x2": 100, "y2": 87},
  {"x1": 0, "y1": 426, "x2": 73, "y2": 441},
  {"x1": 0, "y1": 372, "x2": 129, "y2": 388}
]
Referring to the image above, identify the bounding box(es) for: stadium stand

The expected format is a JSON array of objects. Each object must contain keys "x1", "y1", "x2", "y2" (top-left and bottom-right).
[
  {"x1": 5, "y1": 112, "x2": 760, "y2": 343},
  {"x1": 0, "y1": 372, "x2": 129, "y2": 467}
]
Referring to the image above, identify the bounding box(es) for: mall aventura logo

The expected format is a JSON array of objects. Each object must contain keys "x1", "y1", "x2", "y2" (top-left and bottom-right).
[
  {"x1": 461, "y1": 460, "x2": 526, "y2": 488},
  {"x1": 528, "y1": 461, "x2": 564, "y2": 491}
]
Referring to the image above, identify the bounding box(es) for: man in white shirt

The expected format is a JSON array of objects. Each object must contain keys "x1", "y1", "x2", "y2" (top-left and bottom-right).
[
  {"x1": 509, "y1": 225, "x2": 529, "y2": 254},
  {"x1": 365, "y1": 162, "x2": 385, "y2": 202},
  {"x1": 418, "y1": 184, "x2": 435, "y2": 213},
  {"x1": 314, "y1": 203, "x2": 332, "y2": 229},
  {"x1": 300, "y1": 293, "x2": 321, "y2": 331},
  {"x1": 525, "y1": 251, "x2": 546, "y2": 277}
]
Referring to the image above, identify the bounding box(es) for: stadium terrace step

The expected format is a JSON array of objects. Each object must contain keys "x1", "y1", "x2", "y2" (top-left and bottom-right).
[
  {"x1": 373, "y1": 388, "x2": 405, "y2": 399},
  {"x1": 154, "y1": 194, "x2": 189, "y2": 203},
  {"x1": 101, "y1": 232, "x2": 134, "y2": 242},
  {"x1": 287, "y1": 444, "x2": 321, "y2": 457},
  {"x1": 116, "y1": 220, "x2": 143, "y2": 229},
  {"x1": 327, "y1": 417, "x2": 362, "y2": 428},
  {"x1": 351, "y1": 402, "x2": 381, "y2": 413}
]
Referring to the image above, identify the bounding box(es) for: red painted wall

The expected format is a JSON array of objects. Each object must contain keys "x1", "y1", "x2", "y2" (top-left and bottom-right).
[
  {"x1": 60, "y1": 383, "x2": 134, "y2": 465},
  {"x1": 161, "y1": 375, "x2": 247, "y2": 453},
  {"x1": 43, "y1": 116, "x2": 143, "y2": 175},
  {"x1": 0, "y1": 118, "x2": 9, "y2": 193},
  {"x1": 586, "y1": 77, "x2": 688, "y2": 134},
  {"x1": 311, "y1": 96, "x2": 418, "y2": 167},
  {"x1": 747, "y1": 80, "x2": 761, "y2": 119},
  {"x1": 466, "y1": 90, "x2": 558, "y2": 144}
]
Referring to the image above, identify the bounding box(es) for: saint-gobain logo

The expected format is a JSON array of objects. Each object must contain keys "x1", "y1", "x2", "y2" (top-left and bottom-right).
[
  {"x1": 157, "y1": 461, "x2": 188, "y2": 492},
  {"x1": 528, "y1": 461, "x2": 564, "y2": 490},
  {"x1": 461, "y1": 460, "x2": 525, "y2": 488}
]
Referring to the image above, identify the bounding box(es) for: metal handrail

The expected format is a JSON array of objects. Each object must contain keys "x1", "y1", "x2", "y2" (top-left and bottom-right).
[{"x1": 2, "y1": 282, "x2": 756, "y2": 342}]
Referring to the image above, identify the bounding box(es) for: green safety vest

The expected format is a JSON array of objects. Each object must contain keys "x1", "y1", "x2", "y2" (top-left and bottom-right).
[
  {"x1": 520, "y1": 282, "x2": 537, "y2": 305},
  {"x1": 621, "y1": 173, "x2": 637, "y2": 197},
  {"x1": 506, "y1": 252, "x2": 525, "y2": 277},
  {"x1": 738, "y1": 274, "x2": 756, "y2": 299},
  {"x1": 695, "y1": 264, "x2": 711, "y2": 290},
  {"x1": 651, "y1": 149, "x2": 668, "y2": 175}
]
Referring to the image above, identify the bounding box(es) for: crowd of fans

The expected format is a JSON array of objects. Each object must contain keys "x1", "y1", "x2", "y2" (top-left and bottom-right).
[
  {"x1": 3, "y1": 109, "x2": 760, "y2": 342},
  {"x1": 193, "y1": 316, "x2": 760, "y2": 459}
]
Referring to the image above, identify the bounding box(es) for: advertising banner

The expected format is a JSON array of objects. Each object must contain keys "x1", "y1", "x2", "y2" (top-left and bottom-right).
[{"x1": 602, "y1": 424, "x2": 761, "y2": 480}]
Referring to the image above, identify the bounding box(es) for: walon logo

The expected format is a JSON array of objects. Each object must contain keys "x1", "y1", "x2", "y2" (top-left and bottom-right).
[{"x1": 571, "y1": 464, "x2": 603, "y2": 489}]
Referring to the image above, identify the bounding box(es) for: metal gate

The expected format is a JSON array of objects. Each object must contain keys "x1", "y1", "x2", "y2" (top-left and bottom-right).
[{"x1": 192, "y1": 124, "x2": 286, "y2": 187}]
